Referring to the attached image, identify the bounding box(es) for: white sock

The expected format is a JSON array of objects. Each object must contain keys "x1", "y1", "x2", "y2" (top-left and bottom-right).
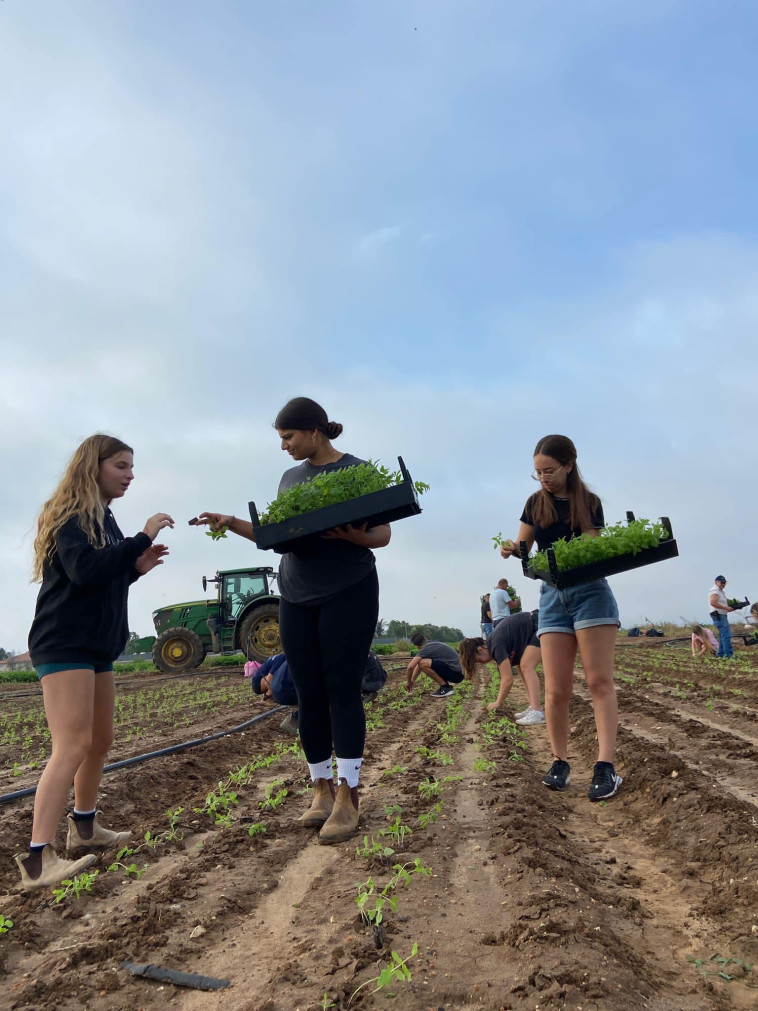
[
  {"x1": 336, "y1": 757, "x2": 362, "y2": 788},
  {"x1": 308, "y1": 758, "x2": 334, "y2": 782}
]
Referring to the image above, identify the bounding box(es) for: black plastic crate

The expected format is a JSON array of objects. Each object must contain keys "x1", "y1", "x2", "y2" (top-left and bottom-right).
[
  {"x1": 520, "y1": 513, "x2": 678, "y2": 589},
  {"x1": 250, "y1": 456, "x2": 422, "y2": 553}
]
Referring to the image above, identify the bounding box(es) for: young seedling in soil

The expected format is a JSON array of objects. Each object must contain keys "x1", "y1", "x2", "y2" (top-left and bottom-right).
[
  {"x1": 356, "y1": 835, "x2": 395, "y2": 864},
  {"x1": 259, "y1": 780, "x2": 288, "y2": 811},
  {"x1": 349, "y1": 942, "x2": 419, "y2": 1004},
  {"x1": 52, "y1": 870, "x2": 100, "y2": 904},
  {"x1": 247, "y1": 822, "x2": 267, "y2": 838},
  {"x1": 0, "y1": 914, "x2": 13, "y2": 934},
  {"x1": 107, "y1": 860, "x2": 146, "y2": 879}
]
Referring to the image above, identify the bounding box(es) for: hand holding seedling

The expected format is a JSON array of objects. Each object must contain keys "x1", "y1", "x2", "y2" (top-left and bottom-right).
[
  {"x1": 193, "y1": 512, "x2": 234, "y2": 539},
  {"x1": 144, "y1": 513, "x2": 175, "y2": 541},
  {"x1": 135, "y1": 543, "x2": 169, "y2": 575}
]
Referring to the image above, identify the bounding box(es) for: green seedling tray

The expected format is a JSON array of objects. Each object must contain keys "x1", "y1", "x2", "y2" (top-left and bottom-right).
[
  {"x1": 250, "y1": 456, "x2": 422, "y2": 553},
  {"x1": 521, "y1": 513, "x2": 678, "y2": 589}
]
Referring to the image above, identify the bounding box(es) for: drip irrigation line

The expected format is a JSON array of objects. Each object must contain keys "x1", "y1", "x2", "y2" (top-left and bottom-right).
[{"x1": 0, "y1": 706, "x2": 287, "y2": 807}]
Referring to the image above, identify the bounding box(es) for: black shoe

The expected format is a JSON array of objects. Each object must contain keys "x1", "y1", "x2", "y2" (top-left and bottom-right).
[
  {"x1": 588, "y1": 761, "x2": 622, "y2": 801},
  {"x1": 430, "y1": 684, "x2": 454, "y2": 698},
  {"x1": 542, "y1": 759, "x2": 571, "y2": 791}
]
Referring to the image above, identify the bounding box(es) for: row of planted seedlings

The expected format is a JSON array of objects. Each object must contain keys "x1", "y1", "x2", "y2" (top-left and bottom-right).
[
  {"x1": 609, "y1": 653, "x2": 758, "y2": 713},
  {"x1": 7, "y1": 738, "x2": 307, "y2": 929},
  {"x1": 322, "y1": 680, "x2": 478, "y2": 1008},
  {"x1": 0, "y1": 676, "x2": 255, "y2": 779}
]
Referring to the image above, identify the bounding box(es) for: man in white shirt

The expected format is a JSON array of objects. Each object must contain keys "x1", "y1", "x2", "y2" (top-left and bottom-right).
[
  {"x1": 708, "y1": 575, "x2": 734, "y2": 659},
  {"x1": 491, "y1": 578, "x2": 520, "y2": 629}
]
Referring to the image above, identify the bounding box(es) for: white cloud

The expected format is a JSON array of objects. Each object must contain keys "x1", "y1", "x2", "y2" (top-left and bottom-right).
[{"x1": 355, "y1": 226, "x2": 401, "y2": 256}]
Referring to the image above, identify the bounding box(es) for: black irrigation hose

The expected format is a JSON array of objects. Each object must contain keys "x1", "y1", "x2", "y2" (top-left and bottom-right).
[{"x1": 0, "y1": 706, "x2": 287, "y2": 807}]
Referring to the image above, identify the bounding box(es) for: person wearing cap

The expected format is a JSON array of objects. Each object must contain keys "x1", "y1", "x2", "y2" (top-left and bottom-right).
[{"x1": 708, "y1": 576, "x2": 735, "y2": 659}]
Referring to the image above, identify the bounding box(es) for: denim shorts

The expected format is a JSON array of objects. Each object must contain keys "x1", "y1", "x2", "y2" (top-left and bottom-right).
[
  {"x1": 35, "y1": 660, "x2": 114, "y2": 679},
  {"x1": 537, "y1": 578, "x2": 619, "y2": 636}
]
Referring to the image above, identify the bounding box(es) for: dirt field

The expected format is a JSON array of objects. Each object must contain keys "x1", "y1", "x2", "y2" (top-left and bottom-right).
[{"x1": 1, "y1": 643, "x2": 758, "y2": 1011}]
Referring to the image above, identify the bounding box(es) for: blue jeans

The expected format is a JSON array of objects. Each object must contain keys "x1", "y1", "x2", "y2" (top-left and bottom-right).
[
  {"x1": 481, "y1": 622, "x2": 493, "y2": 641},
  {"x1": 713, "y1": 613, "x2": 733, "y2": 658}
]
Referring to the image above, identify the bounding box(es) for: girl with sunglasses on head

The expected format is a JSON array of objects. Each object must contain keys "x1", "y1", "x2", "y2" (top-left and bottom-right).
[
  {"x1": 17, "y1": 435, "x2": 173, "y2": 890},
  {"x1": 499, "y1": 435, "x2": 622, "y2": 801}
]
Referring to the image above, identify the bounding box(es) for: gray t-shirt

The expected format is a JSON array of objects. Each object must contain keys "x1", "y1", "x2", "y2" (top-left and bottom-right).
[
  {"x1": 418, "y1": 640, "x2": 462, "y2": 674},
  {"x1": 275, "y1": 453, "x2": 377, "y2": 605}
]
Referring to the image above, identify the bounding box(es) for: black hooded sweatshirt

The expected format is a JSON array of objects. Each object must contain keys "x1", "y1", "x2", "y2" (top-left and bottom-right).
[{"x1": 28, "y1": 509, "x2": 152, "y2": 666}]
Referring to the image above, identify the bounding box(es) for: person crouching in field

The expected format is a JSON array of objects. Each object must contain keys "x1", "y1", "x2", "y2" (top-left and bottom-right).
[
  {"x1": 459, "y1": 611, "x2": 545, "y2": 725},
  {"x1": 18, "y1": 435, "x2": 173, "y2": 890},
  {"x1": 691, "y1": 624, "x2": 718, "y2": 657},
  {"x1": 405, "y1": 632, "x2": 465, "y2": 698}
]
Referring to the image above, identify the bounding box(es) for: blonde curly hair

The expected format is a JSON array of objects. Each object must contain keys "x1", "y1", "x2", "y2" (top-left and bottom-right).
[{"x1": 32, "y1": 434, "x2": 133, "y2": 582}]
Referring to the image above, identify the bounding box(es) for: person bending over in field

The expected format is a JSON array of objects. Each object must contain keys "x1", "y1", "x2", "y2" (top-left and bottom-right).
[
  {"x1": 252, "y1": 651, "x2": 388, "y2": 735},
  {"x1": 405, "y1": 632, "x2": 464, "y2": 698},
  {"x1": 18, "y1": 435, "x2": 173, "y2": 890},
  {"x1": 499, "y1": 435, "x2": 623, "y2": 801},
  {"x1": 691, "y1": 624, "x2": 718, "y2": 657},
  {"x1": 459, "y1": 611, "x2": 545, "y2": 725}
]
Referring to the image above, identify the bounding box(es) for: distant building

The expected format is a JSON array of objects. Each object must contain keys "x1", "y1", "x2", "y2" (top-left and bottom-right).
[{"x1": 0, "y1": 651, "x2": 32, "y2": 671}]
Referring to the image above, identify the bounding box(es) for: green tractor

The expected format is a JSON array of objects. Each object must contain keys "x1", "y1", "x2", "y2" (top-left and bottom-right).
[{"x1": 150, "y1": 566, "x2": 281, "y2": 673}]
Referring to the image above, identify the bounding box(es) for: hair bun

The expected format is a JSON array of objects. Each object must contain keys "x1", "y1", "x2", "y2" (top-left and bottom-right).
[{"x1": 325, "y1": 421, "x2": 343, "y2": 439}]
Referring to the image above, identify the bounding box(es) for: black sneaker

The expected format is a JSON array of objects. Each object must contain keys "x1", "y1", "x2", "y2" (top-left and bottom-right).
[
  {"x1": 430, "y1": 684, "x2": 454, "y2": 698},
  {"x1": 542, "y1": 759, "x2": 571, "y2": 791},
  {"x1": 588, "y1": 761, "x2": 622, "y2": 801}
]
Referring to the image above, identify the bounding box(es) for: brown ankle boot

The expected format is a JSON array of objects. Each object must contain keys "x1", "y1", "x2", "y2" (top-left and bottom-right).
[
  {"x1": 15, "y1": 846, "x2": 97, "y2": 892},
  {"x1": 297, "y1": 778, "x2": 335, "y2": 827},
  {"x1": 318, "y1": 781, "x2": 360, "y2": 845},
  {"x1": 66, "y1": 813, "x2": 132, "y2": 852}
]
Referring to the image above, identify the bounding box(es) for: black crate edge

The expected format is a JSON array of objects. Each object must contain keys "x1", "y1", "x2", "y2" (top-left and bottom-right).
[
  {"x1": 249, "y1": 456, "x2": 422, "y2": 553},
  {"x1": 520, "y1": 514, "x2": 679, "y2": 589}
]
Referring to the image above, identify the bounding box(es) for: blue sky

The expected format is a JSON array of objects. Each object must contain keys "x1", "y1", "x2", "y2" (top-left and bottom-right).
[{"x1": 2, "y1": 1, "x2": 757, "y2": 651}]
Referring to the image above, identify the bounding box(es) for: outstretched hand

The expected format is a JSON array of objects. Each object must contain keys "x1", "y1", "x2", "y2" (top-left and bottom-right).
[
  {"x1": 144, "y1": 513, "x2": 175, "y2": 541},
  {"x1": 197, "y1": 511, "x2": 235, "y2": 532},
  {"x1": 135, "y1": 543, "x2": 169, "y2": 575}
]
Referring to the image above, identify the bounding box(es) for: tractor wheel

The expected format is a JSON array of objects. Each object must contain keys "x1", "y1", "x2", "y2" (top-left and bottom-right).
[
  {"x1": 239, "y1": 603, "x2": 281, "y2": 662},
  {"x1": 152, "y1": 627, "x2": 206, "y2": 673}
]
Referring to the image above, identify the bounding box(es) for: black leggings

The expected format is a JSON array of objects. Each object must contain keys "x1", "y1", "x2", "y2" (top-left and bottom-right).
[{"x1": 279, "y1": 569, "x2": 379, "y2": 764}]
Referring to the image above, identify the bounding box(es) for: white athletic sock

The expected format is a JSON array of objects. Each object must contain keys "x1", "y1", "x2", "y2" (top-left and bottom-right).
[
  {"x1": 308, "y1": 758, "x2": 334, "y2": 782},
  {"x1": 336, "y1": 757, "x2": 362, "y2": 789}
]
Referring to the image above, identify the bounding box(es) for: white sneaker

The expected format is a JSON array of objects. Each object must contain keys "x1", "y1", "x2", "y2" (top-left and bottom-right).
[
  {"x1": 516, "y1": 709, "x2": 546, "y2": 726},
  {"x1": 514, "y1": 707, "x2": 531, "y2": 719}
]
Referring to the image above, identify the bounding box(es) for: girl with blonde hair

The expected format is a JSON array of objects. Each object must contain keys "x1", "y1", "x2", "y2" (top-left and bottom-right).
[
  {"x1": 691, "y1": 624, "x2": 717, "y2": 657},
  {"x1": 16, "y1": 435, "x2": 173, "y2": 890}
]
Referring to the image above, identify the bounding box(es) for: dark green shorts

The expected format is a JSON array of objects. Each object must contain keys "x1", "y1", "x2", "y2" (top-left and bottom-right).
[{"x1": 35, "y1": 661, "x2": 114, "y2": 680}]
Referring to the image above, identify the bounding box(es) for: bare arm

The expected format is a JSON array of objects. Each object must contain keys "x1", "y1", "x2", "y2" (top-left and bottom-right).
[
  {"x1": 709, "y1": 593, "x2": 733, "y2": 613},
  {"x1": 197, "y1": 512, "x2": 256, "y2": 543},
  {"x1": 487, "y1": 660, "x2": 515, "y2": 711},
  {"x1": 323, "y1": 523, "x2": 391, "y2": 548}
]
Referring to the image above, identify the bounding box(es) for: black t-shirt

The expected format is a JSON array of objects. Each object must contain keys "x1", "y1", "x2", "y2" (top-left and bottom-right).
[
  {"x1": 275, "y1": 453, "x2": 377, "y2": 605},
  {"x1": 480, "y1": 599, "x2": 490, "y2": 622},
  {"x1": 489, "y1": 611, "x2": 539, "y2": 667},
  {"x1": 520, "y1": 492, "x2": 604, "y2": 551}
]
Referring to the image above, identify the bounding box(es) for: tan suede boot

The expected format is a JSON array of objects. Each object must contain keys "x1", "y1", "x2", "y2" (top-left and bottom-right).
[
  {"x1": 297, "y1": 778, "x2": 335, "y2": 827},
  {"x1": 318, "y1": 781, "x2": 360, "y2": 845},
  {"x1": 15, "y1": 846, "x2": 97, "y2": 892},
  {"x1": 66, "y1": 813, "x2": 132, "y2": 852}
]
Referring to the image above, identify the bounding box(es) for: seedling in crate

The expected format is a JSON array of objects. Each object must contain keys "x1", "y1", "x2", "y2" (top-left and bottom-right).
[{"x1": 52, "y1": 870, "x2": 100, "y2": 903}]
